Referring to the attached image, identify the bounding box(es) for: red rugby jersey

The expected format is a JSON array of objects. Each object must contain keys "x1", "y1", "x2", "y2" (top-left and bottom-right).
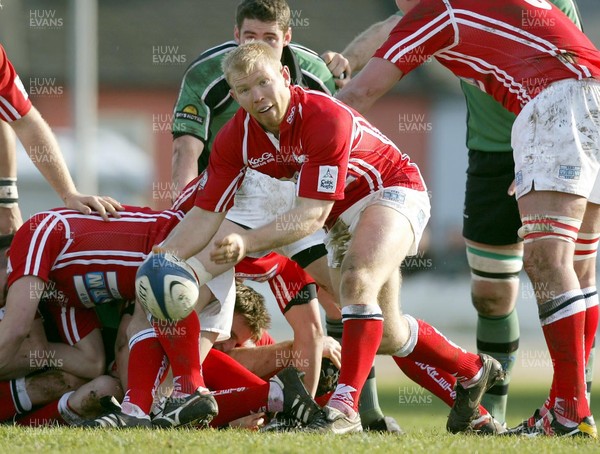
[
  {"x1": 376, "y1": 0, "x2": 600, "y2": 114},
  {"x1": 0, "y1": 45, "x2": 32, "y2": 121},
  {"x1": 235, "y1": 252, "x2": 316, "y2": 314},
  {"x1": 194, "y1": 85, "x2": 425, "y2": 229},
  {"x1": 7, "y1": 207, "x2": 183, "y2": 309}
]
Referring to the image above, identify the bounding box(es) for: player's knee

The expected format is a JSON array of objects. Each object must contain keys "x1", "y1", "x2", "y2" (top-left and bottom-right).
[
  {"x1": 88, "y1": 375, "x2": 123, "y2": 400},
  {"x1": 519, "y1": 214, "x2": 580, "y2": 278},
  {"x1": 339, "y1": 267, "x2": 376, "y2": 300},
  {"x1": 472, "y1": 294, "x2": 506, "y2": 317}
]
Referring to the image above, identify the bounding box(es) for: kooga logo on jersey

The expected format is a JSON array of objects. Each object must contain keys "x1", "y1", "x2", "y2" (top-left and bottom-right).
[{"x1": 249, "y1": 152, "x2": 275, "y2": 167}]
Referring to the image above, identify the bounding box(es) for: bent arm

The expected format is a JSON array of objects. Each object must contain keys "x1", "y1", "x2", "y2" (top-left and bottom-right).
[
  {"x1": 172, "y1": 135, "x2": 204, "y2": 199},
  {"x1": 161, "y1": 206, "x2": 227, "y2": 260},
  {"x1": 0, "y1": 120, "x2": 22, "y2": 233},
  {"x1": 284, "y1": 299, "x2": 324, "y2": 396},
  {"x1": 212, "y1": 197, "x2": 332, "y2": 265},
  {"x1": 336, "y1": 57, "x2": 404, "y2": 114},
  {"x1": 227, "y1": 340, "x2": 293, "y2": 378},
  {"x1": 10, "y1": 107, "x2": 123, "y2": 219},
  {"x1": 0, "y1": 276, "x2": 43, "y2": 373},
  {"x1": 342, "y1": 14, "x2": 402, "y2": 73}
]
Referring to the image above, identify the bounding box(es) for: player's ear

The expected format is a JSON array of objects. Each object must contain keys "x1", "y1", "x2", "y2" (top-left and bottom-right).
[
  {"x1": 283, "y1": 27, "x2": 292, "y2": 46},
  {"x1": 282, "y1": 65, "x2": 291, "y2": 86},
  {"x1": 234, "y1": 25, "x2": 241, "y2": 44},
  {"x1": 229, "y1": 88, "x2": 238, "y2": 102}
]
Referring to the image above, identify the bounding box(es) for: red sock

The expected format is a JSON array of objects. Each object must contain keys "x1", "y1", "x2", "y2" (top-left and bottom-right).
[
  {"x1": 316, "y1": 391, "x2": 334, "y2": 407},
  {"x1": 583, "y1": 288, "x2": 599, "y2": 364},
  {"x1": 15, "y1": 399, "x2": 65, "y2": 426},
  {"x1": 393, "y1": 357, "x2": 487, "y2": 415},
  {"x1": 209, "y1": 384, "x2": 269, "y2": 428},
  {"x1": 539, "y1": 289, "x2": 589, "y2": 421},
  {"x1": 153, "y1": 311, "x2": 205, "y2": 394},
  {"x1": 404, "y1": 319, "x2": 483, "y2": 384},
  {"x1": 329, "y1": 307, "x2": 383, "y2": 413},
  {"x1": 0, "y1": 381, "x2": 19, "y2": 422},
  {"x1": 203, "y1": 349, "x2": 266, "y2": 390},
  {"x1": 123, "y1": 329, "x2": 169, "y2": 414}
]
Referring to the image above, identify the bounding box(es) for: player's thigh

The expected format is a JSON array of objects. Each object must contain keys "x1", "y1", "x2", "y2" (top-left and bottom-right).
[{"x1": 341, "y1": 204, "x2": 414, "y2": 291}]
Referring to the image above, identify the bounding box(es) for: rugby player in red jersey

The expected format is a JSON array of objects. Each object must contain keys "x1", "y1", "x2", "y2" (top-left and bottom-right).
[
  {"x1": 147, "y1": 41, "x2": 504, "y2": 434},
  {"x1": 336, "y1": 0, "x2": 600, "y2": 438}
]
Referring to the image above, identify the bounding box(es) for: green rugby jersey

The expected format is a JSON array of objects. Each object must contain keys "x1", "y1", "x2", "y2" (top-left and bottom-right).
[
  {"x1": 172, "y1": 40, "x2": 336, "y2": 172},
  {"x1": 461, "y1": 0, "x2": 582, "y2": 152}
]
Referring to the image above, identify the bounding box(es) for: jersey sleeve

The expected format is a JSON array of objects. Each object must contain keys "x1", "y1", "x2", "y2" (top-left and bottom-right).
[
  {"x1": 0, "y1": 45, "x2": 32, "y2": 122},
  {"x1": 374, "y1": 1, "x2": 456, "y2": 76},
  {"x1": 7, "y1": 212, "x2": 66, "y2": 287},
  {"x1": 296, "y1": 99, "x2": 351, "y2": 201},
  {"x1": 193, "y1": 119, "x2": 247, "y2": 212},
  {"x1": 291, "y1": 44, "x2": 337, "y2": 95},
  {"x1": 254, "y1": 330, "x2": 276, "y2": 346},
  {"x1": 267, "y1": 255, "x2": 316, "y2": 314},
  {"x1": 172, "y1": 60, "x2": 219, "y2": 141}
]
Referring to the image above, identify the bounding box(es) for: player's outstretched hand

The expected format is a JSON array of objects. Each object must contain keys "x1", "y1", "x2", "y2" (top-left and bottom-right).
[
  {"x1": 64, "y1": 192, "x2": 124, "y2": 221},
  {"x1": 321, "y1": 51, "x2": 351, "y2": 88},
  {"x1": 211, "y1": 233, "x2": 247, "y2": 265}
]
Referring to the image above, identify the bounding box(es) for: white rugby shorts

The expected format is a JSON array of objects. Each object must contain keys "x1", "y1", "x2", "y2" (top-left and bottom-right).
[
  {"x1": 512, "y1": 78, "x2": 600, "y2": 203},
  {"x1": 226, "y1": 168, "x2": 326, "y2": 258},
  {"x1": 199, "y1": 268, "x2": 236, "y2": 342},
  {"x1": 324, "y1": 186, "x2": 431, "y2": 268}
]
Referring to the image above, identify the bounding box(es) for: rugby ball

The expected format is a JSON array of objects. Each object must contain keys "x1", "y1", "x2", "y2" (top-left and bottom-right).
[{"x1": 135, "y1": 252, "x2": 200, "y2": 321}]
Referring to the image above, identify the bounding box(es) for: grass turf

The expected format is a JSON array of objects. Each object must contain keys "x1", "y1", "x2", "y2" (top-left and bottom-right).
[{"x1": 1, "y1": 380, "x2": 599, "y2": 453}]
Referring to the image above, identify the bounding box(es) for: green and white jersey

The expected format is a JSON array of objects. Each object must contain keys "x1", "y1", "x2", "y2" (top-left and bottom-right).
[
  {"x1": 172, "y1": 40, "x2": 336, "y2": 172},
  {"x1": 461, "y1": 0, "x2": 582, "y2": 152}
]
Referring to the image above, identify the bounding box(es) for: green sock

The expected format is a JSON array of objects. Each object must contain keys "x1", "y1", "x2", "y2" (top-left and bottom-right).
[
  {"x1": 586, "y1": 338, "x2": 595, "y2": 405},
  {"x1": 477, "y1": 310, "x2": 519, "y2": 425},
  {"x1": 325, "y1": 317, "x2": 384, "y2": 424},
  {"x1": 357, "y1": 367, "x2": 385, "y2": 425}
]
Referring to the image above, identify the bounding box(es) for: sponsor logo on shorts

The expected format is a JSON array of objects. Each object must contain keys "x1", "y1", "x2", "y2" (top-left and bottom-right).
[
  {"x1": 382, "y1": 188, "x2": 405, "y2": 204},
  {"x1": 558, "y1": 165, "x2": 581, "y2": 180},
  {"x1": 175, "y1": 105, "x2": 204, "y2": 124},
  {"x1": 248, "y1": 152, "x2": 275, "y2": 167},
  {"x1": 318, "y1": 166, "x2": 337, "y2": 193}
]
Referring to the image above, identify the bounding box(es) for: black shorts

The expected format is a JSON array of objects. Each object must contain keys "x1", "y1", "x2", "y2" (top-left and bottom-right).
[{"x1": 462, "y1": 150, "x2": 522, "y2": 246}]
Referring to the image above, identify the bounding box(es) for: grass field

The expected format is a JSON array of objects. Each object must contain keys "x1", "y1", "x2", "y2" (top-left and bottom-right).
[{"x1": 1, "y1": 378, "x2": 599, "y2": 454}]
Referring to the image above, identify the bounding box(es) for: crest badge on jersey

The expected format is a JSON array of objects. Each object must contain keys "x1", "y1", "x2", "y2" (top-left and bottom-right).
[{"x1": 317, "y1": 166, "x2": 337, "y2": 193}]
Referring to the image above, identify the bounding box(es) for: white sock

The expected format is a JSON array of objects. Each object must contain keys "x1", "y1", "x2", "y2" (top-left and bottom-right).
[{"x1": 267, "y1": 381, "x2": 284, "y2": 413}]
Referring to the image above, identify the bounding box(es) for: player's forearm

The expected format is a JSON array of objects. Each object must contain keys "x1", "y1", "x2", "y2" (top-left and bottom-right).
[
  {"x1": 11, "y1": 107, "x2": 78, "y2": 202},
  {"x1": 161, "y1": 206, "x2": 226, "y2": 260},
  {"x1": 244, "y1": 200, "x2": 331, "y2": 255},
  {"x1": 172, "y1": 135, "x2": 203, "y2": 196},
  {"x1": 0, "y1": 120, "x2": 17, "y2": 179},
  {"x1": 228, "y1": 341, "x2": 294, "y2": 377},
  {"x1": 336, "y1": 58, "x2": 404, "y2": 114},
  {"x1": 291, "y1": 333, "x2": 323, "y2": 397},
  {"x1": 343, "y1": 15, "x2": 401, "y2": 73}
]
